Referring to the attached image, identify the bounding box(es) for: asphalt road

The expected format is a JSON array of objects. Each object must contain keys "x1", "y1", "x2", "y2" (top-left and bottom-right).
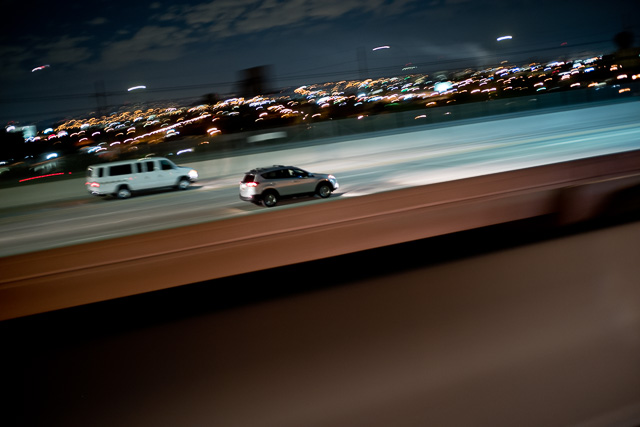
[{"x1": 1, "y1": 100, "x2": 639, "y2": 257}]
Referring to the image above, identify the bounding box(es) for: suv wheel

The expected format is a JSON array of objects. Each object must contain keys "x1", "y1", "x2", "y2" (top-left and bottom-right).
[
  {"x1": 116, "y1": 186, "x2": 132, "y2": 199},
  {"x1": 262, "y1": 191, "x2": 278, "y2": 207},
  {"x1": 316, "y1": 182, "x2": 332, "y2": 198}
]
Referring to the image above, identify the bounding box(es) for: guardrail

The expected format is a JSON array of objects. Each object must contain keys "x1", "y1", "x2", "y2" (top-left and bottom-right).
[{"x1": 1, "y1": 149, "x2": 639, "y2": 321}]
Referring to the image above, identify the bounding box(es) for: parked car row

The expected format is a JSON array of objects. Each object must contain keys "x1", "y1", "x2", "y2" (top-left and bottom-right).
[{"x1": 86, "y1": 158, "x2": 339, "y2": 207}]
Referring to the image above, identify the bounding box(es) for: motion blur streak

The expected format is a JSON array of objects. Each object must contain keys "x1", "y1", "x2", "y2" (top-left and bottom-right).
[{"x1": 18, "y1": 172, "x2": 68, "y2": 182}]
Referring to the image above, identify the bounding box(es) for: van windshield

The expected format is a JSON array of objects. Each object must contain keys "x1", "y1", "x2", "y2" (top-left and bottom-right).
[{"x1": 160, "y1": 160, "x2": 175, "y2": 170}]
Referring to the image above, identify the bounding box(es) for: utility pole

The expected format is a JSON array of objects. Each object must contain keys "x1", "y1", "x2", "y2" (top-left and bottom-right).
[
  {"x1": 357, "y1": 46, "x2": 368, "y2": 80},
  {"x1": 94, "y1": 80, "x2": 107, "y2": 118}
]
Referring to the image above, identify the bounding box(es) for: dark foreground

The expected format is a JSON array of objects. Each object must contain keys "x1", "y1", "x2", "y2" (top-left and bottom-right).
[{"x1": 2, "y1": 211, "x2": 640, "y2": 427}]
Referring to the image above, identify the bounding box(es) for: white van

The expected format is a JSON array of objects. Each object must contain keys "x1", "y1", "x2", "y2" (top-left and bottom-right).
[{"x1": 86, "y1": 157, "x2": 198, "y2": 199}]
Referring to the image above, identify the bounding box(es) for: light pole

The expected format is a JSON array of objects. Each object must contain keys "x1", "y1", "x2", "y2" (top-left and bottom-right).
[
  {"x1": 357, "y1": 46, "x2": 368, "y2": 80},
  {"x1": 496, "y1": 35, "x2": 513, "y2": 67},
  {"x1": 126, "y1": 85, "x2": 147, "y2": 111}
]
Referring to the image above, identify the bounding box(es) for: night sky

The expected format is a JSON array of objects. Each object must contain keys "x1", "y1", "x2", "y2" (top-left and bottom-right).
[{"x1": 1, "y1": 0, "x2": 638, "y2": 126}]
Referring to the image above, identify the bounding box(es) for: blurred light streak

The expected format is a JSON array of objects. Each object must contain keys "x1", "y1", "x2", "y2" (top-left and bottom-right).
[
  {"x1": 127, "y1": 86, "x2": 147, "y2": 91},
  {"x1": 31, "y1": 65, "x2": 50, "y2": 72},
  {"x1": 19, "y1": 172, "x2": 68, "y2": 182},
  {"x1": 372, "y1": 46, "x2": 390, "y2": 51},
  {"x1": 497, "y1": 35, "x2": 513, "y2": 41}
]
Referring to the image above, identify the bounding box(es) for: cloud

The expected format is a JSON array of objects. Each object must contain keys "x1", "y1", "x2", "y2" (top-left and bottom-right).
[
  {"x1": 158, "y1": 0, "x2": 422, "y2": 38},
  {"x1": 100, "y1": 26, "x2": 197, "y2": 68},
  {"x1": 87, "y1": 17, "x2": 108, "y2": 26},
  {"x1": 41, "y1": 36, "x2": 94, "y2": 65},
  {"x1": 78, "y1": 0, "x2": 428, "y2": 71},
  {"x1": 87, "y1": 0, "x2": 403, "y2": 70}
]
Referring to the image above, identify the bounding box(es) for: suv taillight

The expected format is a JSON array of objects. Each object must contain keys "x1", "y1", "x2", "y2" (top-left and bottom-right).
[{"x1": 246, "y1": 182, "x2": 259, "y2": 187}]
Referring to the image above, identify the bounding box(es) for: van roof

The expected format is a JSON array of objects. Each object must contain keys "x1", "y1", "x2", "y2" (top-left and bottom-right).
[{"x1": 88, "y1": 157, "x2": 169, "y2": 168}]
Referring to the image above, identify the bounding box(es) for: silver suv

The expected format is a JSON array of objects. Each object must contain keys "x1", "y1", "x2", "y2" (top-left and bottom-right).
[{"x1": 239, "y1": 165, "x2": 339, "y2": 207}]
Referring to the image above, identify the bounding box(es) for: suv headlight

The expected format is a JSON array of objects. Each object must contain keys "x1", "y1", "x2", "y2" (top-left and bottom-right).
[{"x1": 188, "y1": 169, "x2": 198, "y2": 180}]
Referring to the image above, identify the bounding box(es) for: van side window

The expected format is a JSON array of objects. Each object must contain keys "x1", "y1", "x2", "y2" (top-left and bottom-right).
[
  {"x1": 144, "y1": 161, "x2": 155, "y2": 172},
  {"x1": 109, "y1": 164, "x2": 132, "y2": 176},
  {"x1": 98, "y1": 168, "x2": 104, "y2": 178},
  {"x1": 160, "y1": 160, "x2": 174, "y2": 171}
]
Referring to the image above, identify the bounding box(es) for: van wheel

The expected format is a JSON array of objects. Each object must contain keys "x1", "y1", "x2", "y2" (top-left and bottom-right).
[
  {"x1": 262, "y1": 191, "x2": 278, "y2": 207},
  {"x1": 116, "y1": 186, "x2": 132, "y2": 199},
  {"x1": 177, "y1": 178, "x2": 190, "y2": 190}
]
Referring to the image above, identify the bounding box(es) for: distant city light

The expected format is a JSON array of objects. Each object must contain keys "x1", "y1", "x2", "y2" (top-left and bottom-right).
[
  {"x1": 496, "y1": 35, "x2": 512, "y2": 41},
  {"x1": 434, "y1": 82, "x2": 453, "y2": 93},
  {"x1": 127, "y1": 85, "x2": 147, "y2": 91},
  {"x1": 372, "y1": 46, "x2": 390, "y2": 51}
]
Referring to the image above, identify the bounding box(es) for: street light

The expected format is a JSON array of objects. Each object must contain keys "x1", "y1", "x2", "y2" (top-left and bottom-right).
[{"x1": 496, "y1": 35, "x2": 513, "y2": 66}]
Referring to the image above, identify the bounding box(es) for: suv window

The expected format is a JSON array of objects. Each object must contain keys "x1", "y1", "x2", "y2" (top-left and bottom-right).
[
  {"x1": 262, "y1": 169, "x2": 288, "y2": 179},
  {"x1": 242, "y1": 174, "x2": 255, "y2": 183},
  {"x1": 262, "y1": 169, "x2": 290, "y2": 179},
  {"x1": 290, "y1": 168, "x2": 308, "y2": 178}
]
